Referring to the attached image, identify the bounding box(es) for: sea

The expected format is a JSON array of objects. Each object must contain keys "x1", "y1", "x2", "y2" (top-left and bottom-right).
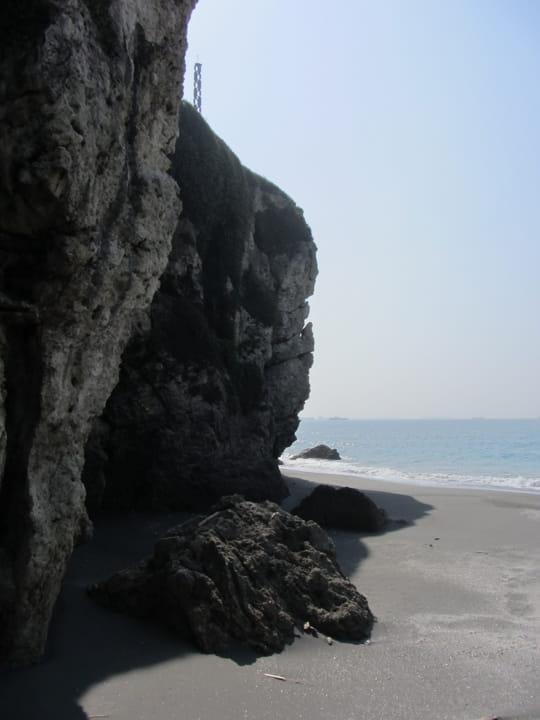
[{"x1": 280, "y1": 417, "x2": 540, "y2": 494}]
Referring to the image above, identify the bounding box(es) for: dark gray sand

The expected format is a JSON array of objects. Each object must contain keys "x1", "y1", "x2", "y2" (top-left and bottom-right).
[{"x1": 2, "y1": 472, "x2": 539, "y2": 720}]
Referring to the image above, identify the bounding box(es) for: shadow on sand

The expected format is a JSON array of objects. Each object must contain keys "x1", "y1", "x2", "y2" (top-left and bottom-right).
[
  {"x1": 0, "y1": 480, "x2": 433, "y2": 719},
  {"x1": 282, "y1": 472, "x2": 434, "y2": 578},
  {"x1": 0, "y1": 512, "x2": 197, "y2": 720}
]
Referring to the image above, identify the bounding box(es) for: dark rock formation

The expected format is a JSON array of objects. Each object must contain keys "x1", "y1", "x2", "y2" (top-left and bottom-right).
[
  {"x1": 0, "y1": 0, "x2": 317, "y2": 668},
  {"x1": 88, "y1": 496, "x2": 374, "y2": 653},
  {"x1": 0, "y1": 0, "x2": 197, "y2": 667},
  {"x1": 292, "y1": 485, "x2": 388, "y2": 532},
  {"x1": 293, "y1": 444, "x2": 341, "y2": 460},
  {"x1": 0, "y1": 0, "x2": 317, "y2": 669},
  {"x1": 82, "y1": 103, "x2": 317, "y2": 512}
]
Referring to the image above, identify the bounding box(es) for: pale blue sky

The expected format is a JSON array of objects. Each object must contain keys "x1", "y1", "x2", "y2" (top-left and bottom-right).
[{"x1": 185, "y1": 0, "x2": 540, "y2": 419}]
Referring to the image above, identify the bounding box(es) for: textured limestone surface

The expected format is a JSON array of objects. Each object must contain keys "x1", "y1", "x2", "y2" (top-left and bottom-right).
[
  {"x1": 0, "y1": 0, "x2": 197, "y2": 667},
  {"x1": 83, "y1": 102, "x2": 317, "y2": 511},
  {"x1": 88, "y1": 496, "x2": 374, "y2": 653}
]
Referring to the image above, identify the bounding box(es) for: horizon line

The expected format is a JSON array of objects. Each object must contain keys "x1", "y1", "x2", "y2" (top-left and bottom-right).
[{"x1": 300, "y1": 415, "x2": 540, "y2": 422}]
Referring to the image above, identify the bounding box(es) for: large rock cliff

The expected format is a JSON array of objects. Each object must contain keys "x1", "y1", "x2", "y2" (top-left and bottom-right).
[
  {"x1": 83, "y1": 102, "x2": 317, "y2": 511},
  {"x1": 0, "y1": 1, "x2": 316, "y2": 667},
  {"x1": 0, "y1": 0, "x2": 197, "y2": 667}
]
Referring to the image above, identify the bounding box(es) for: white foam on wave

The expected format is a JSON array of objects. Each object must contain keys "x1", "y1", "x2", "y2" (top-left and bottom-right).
[{"x1": 280, "y1": 454, "x2": 540, "y2": 494}]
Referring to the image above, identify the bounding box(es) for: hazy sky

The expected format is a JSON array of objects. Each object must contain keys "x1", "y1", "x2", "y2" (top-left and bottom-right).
[{"x1": 185, "y1": 0, "x2": 540, "y2": 419}]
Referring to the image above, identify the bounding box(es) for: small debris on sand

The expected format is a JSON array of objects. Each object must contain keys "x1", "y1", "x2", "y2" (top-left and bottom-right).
[
  {"x1": 264, "y1": 673, "x2": 287, "y2": 682},
  {"x1": 263, "y1": 673, "x2": 303, "y2": 684}
]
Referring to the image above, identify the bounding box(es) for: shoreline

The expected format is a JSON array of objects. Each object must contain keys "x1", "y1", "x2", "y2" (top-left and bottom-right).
[
  {"x1": 280, "y1": 459, "x2": 540, "y2": 497},
  {"x1": 1, "y1": 470, "x2": 539, "y2": 720}
]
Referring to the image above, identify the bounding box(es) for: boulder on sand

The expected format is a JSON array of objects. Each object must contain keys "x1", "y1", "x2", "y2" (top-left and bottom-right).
[
  {"x1": 292, "y1": 485, "x2": 388, "y2": 532},
  {"x1": 88, "y1": 495, "x2": 374, "y2": 654},
  {"x1": 292, "y1": 444, "x2": 341, "y2": 460}
]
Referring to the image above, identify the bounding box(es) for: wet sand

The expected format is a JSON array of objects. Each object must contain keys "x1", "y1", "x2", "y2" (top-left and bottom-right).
[{"x1": 2, "y1": 471, "x2": 540, "y2": 720}]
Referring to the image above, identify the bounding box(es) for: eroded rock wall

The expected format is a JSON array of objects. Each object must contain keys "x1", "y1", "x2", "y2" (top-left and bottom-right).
[
  {"x1": 0, "y1": 0, "x2": 197, "y2": 667},
  {"x1": 83, "y1": 103, "x2": 317, "y2": 511}
]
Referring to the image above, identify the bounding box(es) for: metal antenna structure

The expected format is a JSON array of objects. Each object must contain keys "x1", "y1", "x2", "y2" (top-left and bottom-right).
[{"x1": 193, "y1": 62, "x2": 202, "y2": 112}]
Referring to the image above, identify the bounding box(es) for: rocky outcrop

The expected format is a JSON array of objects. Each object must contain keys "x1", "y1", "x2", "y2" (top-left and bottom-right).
[
  {"x1": 82, "y1": 103, "x2": 317, "y2": 511},
  {"x1": 0, "y1": 0, "x2": 318, "y2": 669},
  {"x1": 88, "y1": 496, "x2": 374, "y2": 653},
  {"x1": 293, "y1": 444, "x2": 341, "y2": 460},
  {"x1": 0, "y1": 0, "x2": 197, "y2": 667},
  {"x1": 292, "y1": 485, "x2": 388, "y2": 532}
]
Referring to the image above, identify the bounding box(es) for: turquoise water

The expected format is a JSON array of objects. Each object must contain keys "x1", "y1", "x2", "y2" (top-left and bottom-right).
[{"x1": 281, "y1": 418, "x2": 540, "y2": 493}]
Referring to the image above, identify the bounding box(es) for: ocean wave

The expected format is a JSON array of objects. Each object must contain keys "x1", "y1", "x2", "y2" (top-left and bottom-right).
[{"x1": 280, "y1": 454, "x2": 540, "y2": 493}]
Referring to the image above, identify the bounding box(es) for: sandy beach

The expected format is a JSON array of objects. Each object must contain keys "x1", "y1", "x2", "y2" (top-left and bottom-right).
[{"x1": 2, "y1": 471, "x2": 539, "y2": 720}]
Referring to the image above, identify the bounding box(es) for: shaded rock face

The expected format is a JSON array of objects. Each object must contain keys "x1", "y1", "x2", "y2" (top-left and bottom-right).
[
  {"x1": 88, "y1": 496, "x2": 374, "y2": 653},
  {"x1": 0, "y1": 0, "x2": 197, "y2": 666},
  {"x1": 293, "y1": 444, "x2": 341, "y2": 460},
  {"x1": 292, "y1": 485, "x2": 388, "y2": 532},
  {"x1": 83, "y1": 103, "x2": 317, "y2": 512}
]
